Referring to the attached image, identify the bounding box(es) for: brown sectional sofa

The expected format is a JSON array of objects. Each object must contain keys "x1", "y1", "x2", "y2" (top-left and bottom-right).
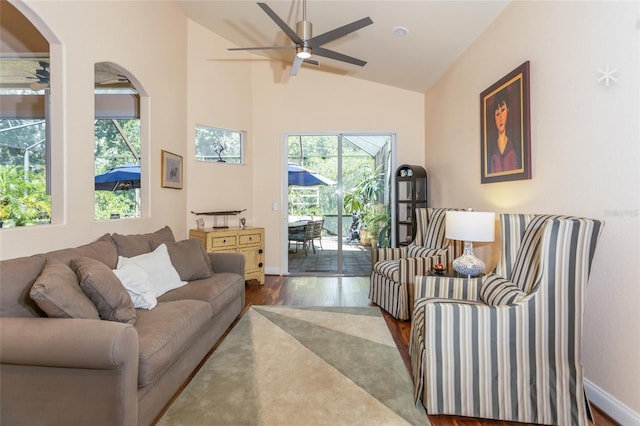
[{"x1": 0, "y1": 226, "x2": 246, "y2": 425}]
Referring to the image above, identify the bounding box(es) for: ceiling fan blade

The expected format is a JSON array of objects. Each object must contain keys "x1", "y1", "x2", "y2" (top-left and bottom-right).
[
  {"x1": 312, "y1": 47, "x2": 367, "y2": 67},
  {"x1": 228, "y1": 45, "x2": 296, "y2": 51},
  {"x1": 257, "y1": 2, "x2": 304, "y2": 45},
  {"x1": 303, "y1": 58, "x2": 319, "y2": 66},
  {"x1": 308, "y1": 17, "x2": 373, "y2": 48},
  {"x1": 290, "y1": 55, "x2": 304, "y2": 76}
]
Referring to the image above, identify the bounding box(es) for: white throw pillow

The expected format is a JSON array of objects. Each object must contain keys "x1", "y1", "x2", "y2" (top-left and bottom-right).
[
  {"x1": 117, "y1": 244, "x2": 187, "y2": 298},
  {"x1": 112, "y1": 263, "x2": 157, "y2": 310}
]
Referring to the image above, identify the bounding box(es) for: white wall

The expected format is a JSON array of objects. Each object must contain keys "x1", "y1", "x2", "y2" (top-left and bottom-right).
[
  {"x1": 425, "y1": 0, "x2": 640, "y2": 421},
  {"x1": 1, "y1": 0, "x2": 188, "y2": 259}
]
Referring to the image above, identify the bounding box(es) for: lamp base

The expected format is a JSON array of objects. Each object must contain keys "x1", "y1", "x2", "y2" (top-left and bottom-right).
[{"x1": 452, "y1": 241, "x2": 485, "y2": 277}]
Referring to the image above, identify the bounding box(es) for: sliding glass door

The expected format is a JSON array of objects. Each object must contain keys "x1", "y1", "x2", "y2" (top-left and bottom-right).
[{"x1": 286, "y1": 133, "x2": 393, "y2": 275}]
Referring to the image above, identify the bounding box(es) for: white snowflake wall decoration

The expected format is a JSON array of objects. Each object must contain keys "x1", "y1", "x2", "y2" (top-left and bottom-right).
[{"x1": 597, "y1": 64, "x2": 618, "y2": 87}]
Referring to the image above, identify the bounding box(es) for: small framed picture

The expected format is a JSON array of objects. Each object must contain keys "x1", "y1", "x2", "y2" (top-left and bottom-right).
[
  {"x1": 480, "y1": 61, "x2": 531, "y2": 184},
  {"x1": 196, "y1": 218, "x2": 205, "y2": 230},
  {"x1": 161, "y1": 150, "x2": 183, "y2": 189}
]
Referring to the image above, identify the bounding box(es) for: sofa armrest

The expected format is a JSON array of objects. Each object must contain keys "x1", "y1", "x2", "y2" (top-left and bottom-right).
[
  {"x1": 0, "y1": 317, "x2": 139, "y2": 426},
  {"x1": 0, "y1": 317, "x2": 137, "y2": 368},
  {"x1": 208, "y1": 252, "x2": 245, "y2": 276}
]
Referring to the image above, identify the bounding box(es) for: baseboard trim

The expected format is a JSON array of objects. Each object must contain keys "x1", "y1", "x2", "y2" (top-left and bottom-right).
[
  {"x1": 265, "y1": 267, "x2": 280, "y2": 276},
  {"x1": 585, "y1": 379, "x2": 640, "y2": 425}
]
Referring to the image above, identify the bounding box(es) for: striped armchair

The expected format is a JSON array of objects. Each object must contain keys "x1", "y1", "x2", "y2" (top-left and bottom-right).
[
  {"x1": 408, "y1": 214, "x2": 604, "y2": 425},
  {"x1": 369, "y1": 208, "x2": 461, "y2": 320}
]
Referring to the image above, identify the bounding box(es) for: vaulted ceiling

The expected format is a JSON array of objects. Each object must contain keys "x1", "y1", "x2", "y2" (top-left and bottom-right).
[
  {"x1": 0, "y1": 1, "x2": 510, "y2": 94},
  {"x1": 178, "y1": 1, "x2": 510, "y2": 93}
]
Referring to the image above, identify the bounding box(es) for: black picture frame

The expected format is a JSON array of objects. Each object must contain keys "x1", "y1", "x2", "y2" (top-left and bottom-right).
[{"x1": 480, "y1": 61, "x2": 531, "y2": 184}]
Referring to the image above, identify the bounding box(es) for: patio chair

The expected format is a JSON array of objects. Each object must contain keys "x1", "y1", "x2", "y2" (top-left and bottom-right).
[
  {"x1": 311, "y1": 219, "x2": 324, "y2": 252},
  {"x1": 369, "y1": 207, "x2": 462, "y2": 320},
  {"x1": 288, "y1": 222, "x2": 315, "y2": 256},
  {"x1": 409, "y1": 214, "x2": 604, "y2": 425}
]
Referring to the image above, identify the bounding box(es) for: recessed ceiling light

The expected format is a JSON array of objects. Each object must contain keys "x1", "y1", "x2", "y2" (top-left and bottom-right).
[{"x1": 392, "y1": 26, "x2": 409, "y2": 38}]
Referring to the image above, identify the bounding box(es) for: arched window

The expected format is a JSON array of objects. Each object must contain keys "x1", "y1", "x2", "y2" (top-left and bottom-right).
[
  {"x1": 0, "y1": 1, "x2": 51, "y2": 228},
  {"x1": 94, "y1": 62, "x2": 141, "y2": 220}
]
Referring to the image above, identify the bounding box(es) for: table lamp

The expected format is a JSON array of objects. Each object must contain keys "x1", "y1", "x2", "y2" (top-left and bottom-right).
[{"x1": 445, "y1": 210, "x2": 495, "y2": 277}]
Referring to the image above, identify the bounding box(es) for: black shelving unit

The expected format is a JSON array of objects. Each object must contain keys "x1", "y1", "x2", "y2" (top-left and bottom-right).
[{"x1": 395, "y1": 164, "x2": 427, "y2": 247}]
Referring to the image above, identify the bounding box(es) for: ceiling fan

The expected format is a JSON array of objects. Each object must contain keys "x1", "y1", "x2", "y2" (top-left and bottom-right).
[
  {"x1": 97, "y1": 74, "x2": 130, "y2": 86},
  {"x1": 228, "y1": 1, "x2": 373, "y2": 76},
  {"x1": 27, "y1": 61, "x2": 49, "y2": 90}
]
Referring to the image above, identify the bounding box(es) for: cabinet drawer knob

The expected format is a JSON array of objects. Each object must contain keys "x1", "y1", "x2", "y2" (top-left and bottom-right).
[
  {"x1": 258, "y1": 249, "x2": 263, "y2": 254},
  {"x1": 258, "y1": 262, "x2": 263, "y2": 268}
]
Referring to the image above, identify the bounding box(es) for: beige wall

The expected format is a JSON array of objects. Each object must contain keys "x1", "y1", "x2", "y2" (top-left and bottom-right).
[
  {"x1": 185, "y1": 19, "x2": 425, "y2": 273},
  {"x1": 425, "y1": 0, "x2": 640, "y2": 420},
  {"x1": 185, "y1": 21, "x2": 254, "y2": 229},
  {"x1": 249, "y1": 62, "x2": 425, "y2": 273},
  {"x1": 1, "y1": 0, "x2": 188, "y2": 259}
]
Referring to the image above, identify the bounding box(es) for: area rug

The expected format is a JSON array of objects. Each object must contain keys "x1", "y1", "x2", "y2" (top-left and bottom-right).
[{"x1": 158, "y1": 306, "x2": 429, "y2": 426}]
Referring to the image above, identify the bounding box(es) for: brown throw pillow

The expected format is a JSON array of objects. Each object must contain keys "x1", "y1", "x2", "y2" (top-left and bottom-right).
[
  {"x1": 71, "y1": 257, "x2": 136, "y2": 325},
  {"x1": 150, "y1": 238, "x2": 213, "y2": 281},
  {"x1": 29, "y1": 258, "x2": 100, "y2": 319},
  {"x1": 112, "y1": 226, "x2": 175, "y2": 258}
]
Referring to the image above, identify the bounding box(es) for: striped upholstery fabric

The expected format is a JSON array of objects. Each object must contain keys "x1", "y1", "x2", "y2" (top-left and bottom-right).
[
  {"x1": 479, "y1": 274, "x2": 526, "y2": 306},
  {"x1": 409, "y1": 214, "x2": 604, "y2": 425},
  {"x1": 369, "y1": 207, "x2": 460, "y2": 320}
]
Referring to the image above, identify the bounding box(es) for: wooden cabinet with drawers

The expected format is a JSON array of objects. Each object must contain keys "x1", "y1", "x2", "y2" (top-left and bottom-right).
[{"x1": 189, "y1": 227, "x2": 265, "y2": 284}]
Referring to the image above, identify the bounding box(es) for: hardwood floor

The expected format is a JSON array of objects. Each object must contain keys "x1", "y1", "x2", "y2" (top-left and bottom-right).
[{"x1": 244, "y1": 275, "x2": 618, "y2": 426}]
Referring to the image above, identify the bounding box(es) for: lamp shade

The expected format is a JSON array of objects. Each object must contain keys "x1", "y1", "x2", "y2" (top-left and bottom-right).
[{"x1": 445, "y1": 211, "x2": 495, "y2": 242}]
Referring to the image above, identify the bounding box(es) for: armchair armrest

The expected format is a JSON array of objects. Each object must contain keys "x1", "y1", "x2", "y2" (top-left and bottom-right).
[
  {"x1": 208, "y1": 252, "x2": 245, "y2": 276},
  {"x1": 373, "y1": 246, "x2": 408, "y2": 263},
  {"x1": 413, "y1": 274, "x2": 483, "y2": 302}
]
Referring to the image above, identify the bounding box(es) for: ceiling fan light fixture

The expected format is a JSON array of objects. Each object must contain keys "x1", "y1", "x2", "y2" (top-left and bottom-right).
[
  {"x1": 296, "y1": 46, "x2": 312, "y2": 59},
  {"x1": 392, "y1": 26, "x2": 409, "y2": 38}
]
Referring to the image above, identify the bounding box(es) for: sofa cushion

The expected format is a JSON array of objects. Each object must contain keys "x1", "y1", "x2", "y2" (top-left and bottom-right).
[
  {"x1": 150, "y1": 238, "x2": 212, "y2": 281},
  {"x1": 117, "y1": 244, "x2": 186, "y2": 297},
  {"x1": 135, "y1": 299, "x2": 211, "y2": 387},
  {"x1": 70, "y1": 257, "x2": 136, "y2": 324},
  {"x1": 112, "y1": 226, "x2": 175, "y2": 258},
  {"x1": 157, "y1": 272, "x2": 244, "y2": 315},
  {"x1": 29, "y1": 258, "x2": 100, "y2": 319},
  {"x1": 45, "y1": 234, "x2": 118, "y2": 269},
  {"x1": 113, "y1": 264, "x2": 157, "y2": 310},
  {"x1": 0, "y1": 255, "x2": 47, "y2": 318}
]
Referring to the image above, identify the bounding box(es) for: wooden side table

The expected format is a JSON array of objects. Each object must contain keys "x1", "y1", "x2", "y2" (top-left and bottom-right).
[{"x1": 190, "y1": 227, "x2": 265, "y2": 284}]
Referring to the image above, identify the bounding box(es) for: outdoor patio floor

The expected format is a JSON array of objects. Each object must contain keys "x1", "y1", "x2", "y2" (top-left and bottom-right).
[{"x1": 288, "y1": 235, "x2": 373, "y2": 276}]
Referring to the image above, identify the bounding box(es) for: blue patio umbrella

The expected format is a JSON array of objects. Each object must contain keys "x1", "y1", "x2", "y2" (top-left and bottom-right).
[
  {"x1": 288, "y1": 163, "x2": 336, "y2": 186},
  {"x1": 95, "y1": 164, "x2": 141, "y2": 191}
]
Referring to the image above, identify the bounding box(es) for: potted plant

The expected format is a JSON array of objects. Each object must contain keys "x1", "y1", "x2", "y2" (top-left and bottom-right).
[
  {"x1": 361, "y1": 204, "x2": 391, "y2": 248},
  {"x1": 343, "y1": 165, "x2": 383, "y2": 246}
]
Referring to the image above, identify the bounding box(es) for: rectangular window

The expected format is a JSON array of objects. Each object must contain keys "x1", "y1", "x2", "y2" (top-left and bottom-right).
[{"x1": 195, "y1": 125, "x2": 244, "y2": 164}]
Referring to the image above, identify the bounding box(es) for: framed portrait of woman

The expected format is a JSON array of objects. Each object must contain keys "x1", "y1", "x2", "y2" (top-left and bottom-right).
[{"x1": 480, "y1": 61, "x2": 531, "y2": 184}]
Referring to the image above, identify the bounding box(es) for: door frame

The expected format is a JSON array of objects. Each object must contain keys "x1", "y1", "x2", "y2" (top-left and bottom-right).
[{"x1": 280, "y1": 131, "x2": 396, "y2": 275}]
